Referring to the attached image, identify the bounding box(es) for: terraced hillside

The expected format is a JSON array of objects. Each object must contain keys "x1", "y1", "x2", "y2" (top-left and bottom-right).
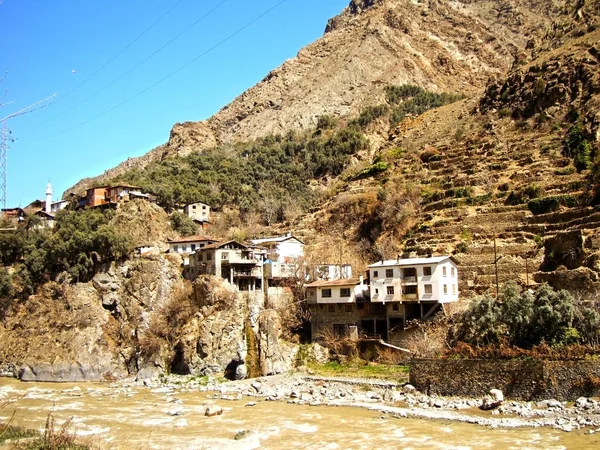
[{"x1": 308, "y1": 29, "x2": 600, "y2": 296}]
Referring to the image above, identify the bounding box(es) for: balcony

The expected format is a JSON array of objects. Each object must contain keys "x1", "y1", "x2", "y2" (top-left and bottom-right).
[
  {"x1": 403, "y1": 276, "x2": 417, "y2": 283},
  {"x1": 221, "y1": 254, "x2": 258, "y2": 265},
  {"x1": 403, "y1": 293, "x2": 418, "y2": 301}
]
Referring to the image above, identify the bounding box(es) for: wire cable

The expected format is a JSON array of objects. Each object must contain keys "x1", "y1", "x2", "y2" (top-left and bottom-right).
[
  {"x1": 47, "y1": 0, "x2": 188, "y2": 109},
  {"x1": 30, "y1": 0, "x2": 288, "y2": 141}
]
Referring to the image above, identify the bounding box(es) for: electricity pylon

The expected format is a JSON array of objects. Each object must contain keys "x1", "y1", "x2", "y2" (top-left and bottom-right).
[{"x1": 0, "y1": 92, "x2": 56, "y2": 209}]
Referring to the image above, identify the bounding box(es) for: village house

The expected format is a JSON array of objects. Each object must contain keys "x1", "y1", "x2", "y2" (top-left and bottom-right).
[
  {"x1": 183, "y1": 201, "x2": 211, "y2": 224},
  {"x1": 188, "y1": 240, "x2": 267, "y2": 292},
  {"x1": 81, "y1": 184, "x2": 150, "y2": 208},
  {"x1": 251, "y1": 234, "x2": 304, "y2": 279},
  {"x1": 308, "y1": 256, "x2": 459, "y2": 343},
  {"x1": 306, "y1": 278, "x2": 369, "y2": 340},
  {"x1": 167, "y1": 235, "x2": 219, "y2": 265}
]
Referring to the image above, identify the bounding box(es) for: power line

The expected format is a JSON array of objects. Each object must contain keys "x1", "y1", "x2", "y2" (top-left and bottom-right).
[
  {"x1": 31, "y1": 0, "x2": 289, "y2": 141},
  {"x1": 40, "y1": 0, "x2": 230, "y2": 125},
  {"x1": 46, "y1": 0, "x2": 188, "y2": 110}
]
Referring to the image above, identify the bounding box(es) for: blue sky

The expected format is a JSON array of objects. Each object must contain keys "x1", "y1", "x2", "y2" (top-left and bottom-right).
[{"x1": 0, "y1": 0, "x2": 349, "y2": 207}]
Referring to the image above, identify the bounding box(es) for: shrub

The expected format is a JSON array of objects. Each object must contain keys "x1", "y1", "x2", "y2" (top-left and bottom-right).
[
  {"x1": 348, "y1": 161, "x2": 389, "y2": 181},
  {"x1": 170, "y1": 211, "x2": 197, "y2": 236},
  {"x1": 356, "y1": 104, "x2": 390, "y2": 128},
  {"x1": 564, "y1": 121, "x2": 593, "y2": 172},
  {"x1": 528, "y1": 194, "x2": 578, "y2": 214}
]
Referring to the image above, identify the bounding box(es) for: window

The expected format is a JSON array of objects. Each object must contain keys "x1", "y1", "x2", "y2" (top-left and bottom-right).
[
  {"x1": 370, "y1": 303, "x2": 383, "y2": 313},
  {"x1": 202, "y1": 205, "x2": 206, "y2": 210},
  {"x1": 340, "y1": 288, "x2": 351, "y2": 297},
  {"x1": 328, "y1": 304, "x2": 336, "y2": 312},
  {"x1": 173, "y1": 245, "x2": 179, "y2": 252},
  {"x1": 322, "y1": 289, "x2": 332, "y2": 298},
  {"x1": 375, "y1": 288, "x2": 379, "y2": 294},
  {"x1": 386, "y1": 286, "x2": 394, "y2": 295},
  {"x1": 191, "y1": 244, "x2": 196, "y2": 251},
  {"x1": 192, "y1": 205, "x2": 197, "y2": 210},
  {"x1": 423, "y1": 266, "x2": 432, "y2": 276},
  {"x1": 443, "y1": 284, "x2": 448, "y2": 294},
  {"x1": 424, "y1": 284, "x2": 433, "y2": 294},
  {"x1": 443, "y1": 266, "x2": 447, "y2": 277},
  {"x1": 386, "y1": 269, "x2": 394, "y2": 278},
  {"x1": 452, "y1": 284, "x2": 456, "y2": 294},
  {"x1": 182, "y1": 245, "x2": 187, "y2": 252},
  {"x1": 392, "y1": 304, "x2": 399, "y2": 312},
  {"x1": 222, "y1": 252, "x2": 229, "y2": 260},
  {"x1": 404, "y1": 285, "x2": 417, "y2": 295},
  {"x1": 344, "y1": 304, "x2": 352, "y2": 313},
  {"x1": 207, "y1": 253, "x2": 212, "y2": 260},
  {"x1": 451, "y1": 267, "x2": 455, "y2": 277},
  {"x1": 373, "y1": 270, "x2": 378, "y2": 278},
  {"x1": 199, "y1": 253, "x2": 204, "y2": 261}
]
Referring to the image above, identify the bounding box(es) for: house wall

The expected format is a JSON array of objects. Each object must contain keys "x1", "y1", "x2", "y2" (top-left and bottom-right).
[
  {"x1": 309, "y1": 303, "x2": 362, "y2": 340},
  {"x1": 276, "y1": 239, "x2": 303, "y2": 262},
  {"x1": 184, "y1": 202, "x2": 210, "y2": 222},
  {"x1": 369, "y1": 260, "x2": 459, "y2": 303},
  {"x1": 307, "y1": 285, "x2": 357, "y2": 304},
  {"x1": 86, "y1": 188, "x2": 107, "y2": 207}
]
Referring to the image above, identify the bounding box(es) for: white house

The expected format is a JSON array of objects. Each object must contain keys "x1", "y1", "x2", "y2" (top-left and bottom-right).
[
  {"x1": 183, "y1": 201, "x2": 210, "y2": 223},
  {"x1": 250, "y1": 234, "x2": 304, "y2": 263},
  {"x1": 167, "y1": 236, "x2": 219, "y2": 265},
  {"x1": 368, "y1": 256, "x2": 459, "y2": 304}
]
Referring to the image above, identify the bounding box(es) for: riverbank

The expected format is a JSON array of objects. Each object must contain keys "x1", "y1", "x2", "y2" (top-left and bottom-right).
[
  {"x1": 2, "y1": 376, "x2": 599, "y2": 449},
  {"x1": 131, "y1": 370, "x2": 600, "y2": 433}
]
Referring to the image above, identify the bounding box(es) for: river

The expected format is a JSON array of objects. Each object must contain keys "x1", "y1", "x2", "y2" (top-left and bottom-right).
[{"x1": 0, "y1": 378, "x2": 598, "y2": 449}]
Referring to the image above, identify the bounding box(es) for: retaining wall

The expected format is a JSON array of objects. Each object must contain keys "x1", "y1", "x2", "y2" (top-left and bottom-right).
[{"x1": 409, "y1": 359, "x2": 600, "y2": 401}]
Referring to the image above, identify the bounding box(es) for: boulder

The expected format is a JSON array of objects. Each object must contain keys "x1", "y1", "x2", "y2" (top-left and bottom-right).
[
  {"x1": 480, "y1": 389, "x2": 504, "y2": 410},
  {"x1": 235, "y1": 364, "x2": 248, "y2": 380},
  {"x1": 204, "y1": 405, "x2": 223, "y2": 417}
]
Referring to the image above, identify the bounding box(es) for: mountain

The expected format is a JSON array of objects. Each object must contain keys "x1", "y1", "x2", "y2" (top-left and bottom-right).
[{"x1": 67, "y1": 0, "x2": 586, "y2": 195}]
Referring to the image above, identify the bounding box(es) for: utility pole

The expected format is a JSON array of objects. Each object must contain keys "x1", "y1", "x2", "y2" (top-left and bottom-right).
[{"x1": 0, "y1": 91, "x2": 56, "y2": 209}]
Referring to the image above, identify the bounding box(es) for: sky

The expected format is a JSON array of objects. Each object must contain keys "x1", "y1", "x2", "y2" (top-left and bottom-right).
[{"x1": 0, "y1": 0, "x2": 349, "y2": 207}]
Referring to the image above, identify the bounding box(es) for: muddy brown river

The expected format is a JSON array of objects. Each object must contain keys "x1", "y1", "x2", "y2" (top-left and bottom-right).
[{"x1": 1, "y1": 378, "x2": 599, "y2": 449}]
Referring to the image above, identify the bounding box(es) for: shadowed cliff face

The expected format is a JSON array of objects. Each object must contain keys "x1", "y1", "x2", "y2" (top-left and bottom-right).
[{"x1": 67, "y1": 0, "x2": 573, "y2": 196}]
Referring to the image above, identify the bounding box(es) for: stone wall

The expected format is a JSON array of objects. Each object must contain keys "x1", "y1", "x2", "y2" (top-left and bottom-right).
[{"x1": 410, "y1": 359, "x2": 600, "y2": 401}]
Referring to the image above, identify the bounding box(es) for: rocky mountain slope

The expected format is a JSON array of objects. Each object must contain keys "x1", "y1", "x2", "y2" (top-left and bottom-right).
[{"x1": 67, "y1": 0, "x2": 585, "y2": 196}]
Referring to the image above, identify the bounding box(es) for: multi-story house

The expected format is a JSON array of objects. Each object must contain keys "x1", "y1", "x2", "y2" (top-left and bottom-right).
[
  {"x1": 311, "y1": 263, "x2": 353, "y2": 281},
  {"x1": 188, "y1": 240, "x2": 267, "y2": 292},
  {"x1": 251, "y1": 234, "x2": 304, "y2": 280},
  {"x1": 167, "y1": 236, "x2": 219, "y2": 265},
  {"x1": 306, "y1": 278, "x2": 370, "y2": 340},
  {"x1": 308, "y1": 256, "x2": 459, "y2": 343},
  {"x1": 183, "y1": 201, "x2": 211, "y2": 224}
]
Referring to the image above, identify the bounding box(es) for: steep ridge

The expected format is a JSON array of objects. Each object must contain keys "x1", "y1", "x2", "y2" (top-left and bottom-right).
[
  {"x1": 66, "y1": 0, "x2": 570, "y2": 196},
  {"x1": 308, "y1": 27, "x2": 600, "y2": 295}
]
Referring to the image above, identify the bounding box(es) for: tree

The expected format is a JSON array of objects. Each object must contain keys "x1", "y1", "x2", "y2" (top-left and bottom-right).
[{"x1": 170, "y1": 211, "x2": 197, "y2": 236}]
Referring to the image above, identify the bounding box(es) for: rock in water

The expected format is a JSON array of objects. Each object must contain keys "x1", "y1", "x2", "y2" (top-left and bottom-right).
[
  {"x1": 480, "y1": 389, "x2": 504, "y2": 410},
  {"x1": 205, "y1": 405, "x2": 223, "y2": 417}
]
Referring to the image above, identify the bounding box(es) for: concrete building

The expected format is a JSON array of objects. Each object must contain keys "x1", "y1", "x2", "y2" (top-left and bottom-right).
[
  {"x1": 308, "y1": 256, "x2": 459, "y2": 343},
  {"x1": 167, "y1": 235, "x2": 218, "y2": 265},
  {"x1": 188, "y1": 240, "x2": 267, "y2": 292},
  {"x1": 306, "y1": 278, "x2": 370, "y2": 340},
  {"x1": 183, "y1": 201, "x2": 211, "y2": 223},
  {"x1": 250, "y1": 234, "x2": 304, "y2": 263}
]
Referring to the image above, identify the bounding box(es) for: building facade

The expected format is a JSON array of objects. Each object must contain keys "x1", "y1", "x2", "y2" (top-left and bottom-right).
[
  {"x1": 308, "y1": 256, "x2": 459, "y2": 343},
  {"x1": 168, "y1": 236, "x2": 218, "y2": 265},
  {"x1": 183, "y1": 202, "x2": 211, "y2": 223},
  {"x1": 250, "y1": 234, "x2": 304, "y2": 263}
]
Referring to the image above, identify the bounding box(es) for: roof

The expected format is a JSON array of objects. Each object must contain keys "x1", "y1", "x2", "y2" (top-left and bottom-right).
[
  {"x1": 199, "y1": 240, "x2": 249, "y2": 251},
  {"x1": 251, "y1": 234, "x2": 305, "y2": 245},
  {"x1": 368, "y1": 256, "x2": 457, "y2": 268},
  {"x1": 185, "y1": 201, "x2": 209, "y2": 207},
  {"x1": 35, "y1": 210, "x2": 55, "y2": 219},
  {"x1": 107, "y1": 184, "x2": 141, "y2": 190},
  {"x1": 305, "y1": 278, "x2": 360, "y2": 288},
  {"x1": 168, "y1": 235, "x2": 217, "y2": 244}
]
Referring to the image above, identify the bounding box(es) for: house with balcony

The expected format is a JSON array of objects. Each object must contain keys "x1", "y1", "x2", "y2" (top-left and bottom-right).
[
  {"x1": 306, "y1": 278, "x2": 369, "y2": 340},
  {"x1": 167, "y1": 235, "x2": 219, "y2": 265},
  {"x1": 188, "y1": 240, "x2": 267, "y2": 292},
  {"x1": 368, "y1": 256, "x2": 459, "y2": 341},
  {"x1": 250, "y1": 234, "x2": 304, "y2": 263}
]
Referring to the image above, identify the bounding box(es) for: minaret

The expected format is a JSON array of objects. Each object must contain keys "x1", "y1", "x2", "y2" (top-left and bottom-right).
[{"x1": 45, "y1": 181, "x2": 52, "y2": 213}]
